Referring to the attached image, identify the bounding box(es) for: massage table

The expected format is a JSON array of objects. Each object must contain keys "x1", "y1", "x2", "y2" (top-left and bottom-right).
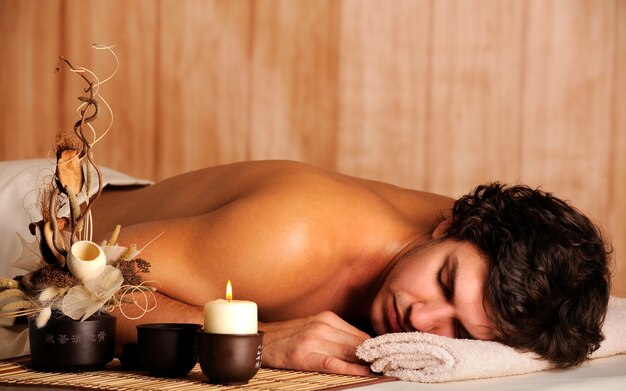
[{"x1": 0, "y1": 354, "x2": 625, "y2": 390}]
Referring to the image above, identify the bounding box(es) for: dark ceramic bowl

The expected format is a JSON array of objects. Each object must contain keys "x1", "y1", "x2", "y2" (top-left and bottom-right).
[
  {"x1": 28, "y1": 311, "x2": 116, "y2": 372},
  {"x1": 137, "y1": 323, "x2": 202, "y2": 378},
  {"x1": 197, "y1": 331, "x2": 264, "y2": 385}
]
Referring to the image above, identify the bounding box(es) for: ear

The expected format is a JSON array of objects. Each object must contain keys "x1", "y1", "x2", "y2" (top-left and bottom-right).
[{"x1": 432, "y1": 218, "x2": 452, "y2": 239}]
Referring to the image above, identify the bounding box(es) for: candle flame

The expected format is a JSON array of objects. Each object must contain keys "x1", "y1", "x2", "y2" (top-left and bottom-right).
[{"x1": 226, "y1": 279, "x2": 232, "y2": 301}]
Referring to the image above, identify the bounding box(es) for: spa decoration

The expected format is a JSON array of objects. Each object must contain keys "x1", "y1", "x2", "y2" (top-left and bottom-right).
[
  {"x1": 203, "y1": 280, "x2": 258, "y2": 334},
  {"x1": 0, "y1": 44, "x2": 158, "y2": 330},
  {"x1": 198, "y1": 280, "x2": 264, "y2": 385},
  {"x1": 66, "y1": 240, "x2": 107, "y2": 281}
]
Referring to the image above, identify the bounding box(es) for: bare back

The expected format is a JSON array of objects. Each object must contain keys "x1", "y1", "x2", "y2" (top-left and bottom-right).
[{"x1": 91, "y1": 160, "x2": 453, "y2": 323}]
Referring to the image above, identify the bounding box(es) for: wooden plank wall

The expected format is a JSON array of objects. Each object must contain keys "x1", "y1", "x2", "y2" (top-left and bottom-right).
[{"x1": 0, "y1": 0, "x2": 624, "y2": 295}]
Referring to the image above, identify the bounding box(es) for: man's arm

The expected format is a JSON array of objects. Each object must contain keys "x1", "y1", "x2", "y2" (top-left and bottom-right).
[{"x1": 259, "y1": 311, "x2": 371, "y2": 376}]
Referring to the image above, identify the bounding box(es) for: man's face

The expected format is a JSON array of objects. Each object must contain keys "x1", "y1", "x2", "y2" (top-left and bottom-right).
[{"x1": 370, "y1": 238, "x2": 496, "y2": 341}]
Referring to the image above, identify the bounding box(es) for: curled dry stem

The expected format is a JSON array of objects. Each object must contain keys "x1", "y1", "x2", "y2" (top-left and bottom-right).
[
  {"x1": 56, "y1": 56, "x2": 105, "y2": 246},
  {"x1": 72, "y1": 151, "x2": 103, "y2": 243},
  {"x1": 46, "y1": 186, "x2": 67, "y2": 266}
]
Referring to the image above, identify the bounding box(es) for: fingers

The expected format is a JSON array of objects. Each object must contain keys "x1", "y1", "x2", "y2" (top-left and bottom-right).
[
  {"x1": 308, "y1": 353, "x2": 372, "y2": 376},
  {"x1": 274, "y1": 336, "x2": 371, "y2": 375},
  {"x1": 295, "y1": 327, "x2": 359, "y2": 363},
  {"x1": 260, "y1": 311, "x2": 373, "y2": 376},
  {"x1": 298, "y1": 316, "x2": 368, "y2": 364}
]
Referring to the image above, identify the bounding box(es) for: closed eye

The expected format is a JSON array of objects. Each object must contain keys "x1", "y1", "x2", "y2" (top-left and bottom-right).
[{"x1": 437, "y1": 264, "x2": 452, "y2": 300}]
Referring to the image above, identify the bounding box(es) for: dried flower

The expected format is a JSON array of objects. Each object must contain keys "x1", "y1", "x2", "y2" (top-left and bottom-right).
[
  {"x1": 116, "y1": 259, "x2": 151, "y2": 286},
  {"x1": 21, "y1": 265, "x2": 75, "y2": 293},
  {"x1": 62, "y1": 266, "x2": 123, "y2": 321},
  {"x1": 135, "y1": 259, "x2": 151, "y2": 273}
]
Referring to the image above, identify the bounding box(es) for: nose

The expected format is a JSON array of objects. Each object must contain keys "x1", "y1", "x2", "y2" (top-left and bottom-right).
[{"x1": 408, "y1": 301, "x2": 455, "y2": 337}]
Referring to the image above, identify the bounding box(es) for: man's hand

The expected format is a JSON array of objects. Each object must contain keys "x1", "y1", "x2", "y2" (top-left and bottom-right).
[{"x1": 259, "y1": 311, "x2": 372, "y2": 376}]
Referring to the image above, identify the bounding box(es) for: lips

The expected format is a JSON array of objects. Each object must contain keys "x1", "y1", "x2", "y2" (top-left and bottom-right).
[{"x1": 386, "y1": 301, "x2": 404, "y2": 333}]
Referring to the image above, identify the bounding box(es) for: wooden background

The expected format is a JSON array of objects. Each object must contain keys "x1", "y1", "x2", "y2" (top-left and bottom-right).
[{"x1": 0, "y1": 0, "x2": 624, "y2": 295}]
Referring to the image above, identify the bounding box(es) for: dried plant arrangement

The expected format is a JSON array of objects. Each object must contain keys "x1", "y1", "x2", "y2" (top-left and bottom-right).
[{"x1": 0, "y1": 44, "x2": 158, "y2": 327}]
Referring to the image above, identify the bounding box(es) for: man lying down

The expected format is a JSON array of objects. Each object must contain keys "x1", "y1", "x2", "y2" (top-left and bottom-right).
[{"x1": 0, "y1": 159, "x2": 611, "y2": 376}]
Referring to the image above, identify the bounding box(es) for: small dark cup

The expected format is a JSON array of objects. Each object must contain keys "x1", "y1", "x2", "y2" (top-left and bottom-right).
[
  {"x1": 137, "y1": 323, "x2": 202, "y2": 377},
  {"x1": 197, "y1": 331, "x2": 264, "y2": 385}
]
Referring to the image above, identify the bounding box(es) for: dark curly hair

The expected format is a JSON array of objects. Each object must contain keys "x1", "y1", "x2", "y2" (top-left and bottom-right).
[{"x1": 445, "y1": 183, "x2": 611, "y2": 368}]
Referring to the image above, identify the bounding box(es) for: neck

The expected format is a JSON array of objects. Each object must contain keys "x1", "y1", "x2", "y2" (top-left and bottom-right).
[
  {"x1": 373, "y1": 232, "x2": 430, "y2": 290},
  {"x1": 344, "y1": 232, "x2": 432, "y2": 326}
]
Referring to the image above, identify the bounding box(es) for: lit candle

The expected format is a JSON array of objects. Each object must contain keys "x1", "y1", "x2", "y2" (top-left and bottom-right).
[{"x1": 203, "y1": 280, "x2": 258, "y2": 334}]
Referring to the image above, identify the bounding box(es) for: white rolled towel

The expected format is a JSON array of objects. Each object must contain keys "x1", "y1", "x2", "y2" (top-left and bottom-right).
[{"x1": 357, "y1": 296, "x2": 626, "y2": 383}]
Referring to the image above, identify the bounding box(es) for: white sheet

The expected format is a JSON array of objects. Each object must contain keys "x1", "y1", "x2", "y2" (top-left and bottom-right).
[{"x1": 358, "y1": 354, "x2": 626, "y2": 390}]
